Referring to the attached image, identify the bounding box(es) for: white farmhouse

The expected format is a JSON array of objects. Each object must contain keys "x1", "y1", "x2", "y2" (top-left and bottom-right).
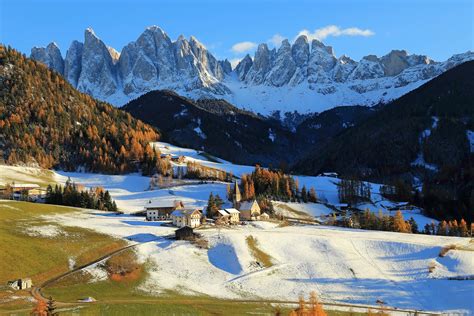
[
  {"x1": 145, "y1": 200, "x2": 184, "y2": 221},
  {"x1": 171, "y1": 209, "x2": 202, "y2": 228},
  {"x1": 224, "y1": 208, "x2": 240, "y2": 224}
]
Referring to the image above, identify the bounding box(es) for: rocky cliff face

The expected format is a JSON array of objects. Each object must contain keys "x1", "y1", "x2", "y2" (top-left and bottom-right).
[
  {"x1": 30, "y1": 42, "x2": 64, "y2": 75},
  {"x1": 76, "y1": 28, "x2": 119, "y2": 98},
  {"x1": 31, "y1": 26, "x2": 473, "y2": 115}
]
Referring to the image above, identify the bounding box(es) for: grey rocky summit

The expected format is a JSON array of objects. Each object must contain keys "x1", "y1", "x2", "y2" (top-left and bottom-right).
[
  {"x1": 30, "y1": 26, "x2": 473, "y2": 111},
  {"x1": 31, "y1": 42, "x2": 64, "y2": 75}
]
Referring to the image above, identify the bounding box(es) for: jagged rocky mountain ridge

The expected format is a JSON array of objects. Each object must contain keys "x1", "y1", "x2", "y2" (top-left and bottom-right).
[{"x1": 31, "y1": 26, "x2": 473, "y2": 115}]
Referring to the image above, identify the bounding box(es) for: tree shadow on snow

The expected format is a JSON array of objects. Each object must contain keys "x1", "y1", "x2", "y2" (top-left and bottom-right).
[
  {"x1": 121, "y1": 220, "x2": 167, "y2": 227},
  {"x1": 208, "y1": 243, "x2": 242, "y2": 275},
  {"x1": 156, "y1": 238, "x2": 174, "y2": 249},
  {"x1": 124, "y1": 233, "x2": 158, "y2": 243}
]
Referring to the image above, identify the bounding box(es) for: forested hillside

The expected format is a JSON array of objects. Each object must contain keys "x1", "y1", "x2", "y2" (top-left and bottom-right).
[
  {"x1": 294, "y1": 61, "x2": 474, "y2": 221},
  {"x1": 0, "y1": 45, "x2": 160, "y2": 173},
  {"x1": 122, "y1": 90, "x2": 298, "y2": 166},
  {"x1": 122, "y1": 90, "x2": 374, "y2": 167}
]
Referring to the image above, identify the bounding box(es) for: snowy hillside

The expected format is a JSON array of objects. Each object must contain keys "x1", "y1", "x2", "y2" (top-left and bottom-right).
[
  {"x1": 30, "y1": 26, "x2": 474, "y2": 115},
  {"x1": 1, "y1": 140, "x2": 472, "y2": 313},
  {"x1": 47, "y1": 211, "x2": 474, "y2": 314},
  {"x1": 1, "y1": 141, "x2": 435, "y2": 226}
]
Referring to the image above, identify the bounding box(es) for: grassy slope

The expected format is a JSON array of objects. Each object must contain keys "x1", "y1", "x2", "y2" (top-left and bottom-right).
[
  {"x1": 0, "y1": 201, "x2": 126, "y2": 311},
  {"x1": 0, "y1": 165, "x2": 58, "y2": 187},
  {"x1": 0, "y1": 201, "x2": 281, "y2": 315},
  {"x1": 246, "y1": 235, "x2": 274, "y2": 268},
  {"x1": 43, "y1": 260, "x2": 281, "y2": 315}
]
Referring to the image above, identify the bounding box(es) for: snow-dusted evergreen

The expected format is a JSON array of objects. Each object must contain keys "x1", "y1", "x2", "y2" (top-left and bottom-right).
[{"x1": 31, "y1": 26, "x2": 473, "y2": 115}]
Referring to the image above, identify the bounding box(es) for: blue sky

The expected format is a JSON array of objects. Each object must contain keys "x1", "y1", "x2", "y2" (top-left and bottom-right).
[{"x1": 1, "y1": 0, "x2": 472, "y2": 65}]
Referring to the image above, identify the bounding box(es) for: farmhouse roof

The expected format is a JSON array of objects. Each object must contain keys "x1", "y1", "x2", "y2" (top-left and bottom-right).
[{"x1": 224, "y1": 208, "x2": 240, "y2": 214}]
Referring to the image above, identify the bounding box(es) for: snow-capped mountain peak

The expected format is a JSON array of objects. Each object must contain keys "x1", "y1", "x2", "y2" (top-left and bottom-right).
[{"x1": 30, "y1": 26, "x2": 473, "y2": 115}]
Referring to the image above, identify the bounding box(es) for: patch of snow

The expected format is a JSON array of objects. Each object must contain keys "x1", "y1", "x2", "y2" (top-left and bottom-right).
[
  {"x1": 68, "y1": 257, "x2": 76, "y2": 270},
  {"x1": 411, "y1": 116, "x2": 439, "y2": 172},
  {"x1": 0, "y1": 202, "x2": 21, "y2": 211},
  {"x1": 273, "y1": 201, "x2": 334, "y2": 219},
  {"x1": 194, "y1": 126, "x2": 207, "y2": 139},
  {"x1": 467, "y1": 130, "x2": 474, "y2": 153},
  {"x1": 268, "y1": 128, "x2": 276, "y2": 142},
  {"x1": 82, "y1": 262, "x2": 108, "y2": 283},
  {"x1": 23, "y1": 225, "x2": 66, "y2": 238}
]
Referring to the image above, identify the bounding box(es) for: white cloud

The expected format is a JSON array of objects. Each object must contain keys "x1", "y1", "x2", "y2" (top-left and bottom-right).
[
  {"x1": 296, "y1": 25, "x2": 375, "y2": 41},
  {"x1": 231, "y1": 41, "x2": 257, "y2": 53},
  {"x1": 229, "y1": 58, "x2": 242, "y2": 69},
  {"x1": 268, "y1": 33, "x2": 285, "y2": 47}
]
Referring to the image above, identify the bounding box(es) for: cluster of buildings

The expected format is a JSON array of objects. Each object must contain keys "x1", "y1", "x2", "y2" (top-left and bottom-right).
[
  {"x1": 144, "y1": 182, "x2": 270, "y2": 228},
  {"x1": 160, "y1": 153, "x2": 186, "y2": 164},
  {"x1": 0, "y1": 183, "x2": 47, "y2": 201}
]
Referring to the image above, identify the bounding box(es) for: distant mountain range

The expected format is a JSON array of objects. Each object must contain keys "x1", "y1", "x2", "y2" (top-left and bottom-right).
[{"x1": 30, "y1": 26, "x2": 473, "y2": 116}]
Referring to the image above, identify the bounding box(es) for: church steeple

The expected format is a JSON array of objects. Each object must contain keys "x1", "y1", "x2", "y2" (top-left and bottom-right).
[{"x1": 233, "y1": 181, "x2": 241, "y2": 207}]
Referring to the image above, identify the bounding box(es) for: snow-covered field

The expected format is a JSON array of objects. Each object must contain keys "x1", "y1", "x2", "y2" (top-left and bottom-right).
[
  {"x1": 1, "y1": 140, "x2": 473, "y2": 314},
  {"x1": 151, "y1": 141, "x2": 255, "y2": 177},
  {"x1": 273, "y1": 201, "x2": 334, "y2": 219},
  {"x1": 47, "y1": 210, "x2": 474, "y2": 314}
]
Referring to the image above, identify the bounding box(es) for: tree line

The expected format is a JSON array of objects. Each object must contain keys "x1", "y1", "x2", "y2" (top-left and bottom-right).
[
  {"x1": 227, "y1": 166, "x2": 318, "y2": 203},
  {"x1": 334, "y1": 209, "x2": 470, "y2": 237},
  {"x1": 45, "y1": 178, "x2": 117, "y2": 212},
  {"x1": 338, "y1": 178, "x2": 371, "y2": 204}
]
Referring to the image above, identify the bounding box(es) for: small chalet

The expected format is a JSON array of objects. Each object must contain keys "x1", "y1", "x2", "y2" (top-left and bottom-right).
[
  {"x1": 171, "y1": 209, "x2": 202, "y2": 228},
  {"x1": 224, "y1": 208, "x2": 240, "y2": 224},
  {"x1": 214, "y1": 209, "x2": 230, "y2": 224},
  {"x1": 260, "y1": 212, "x2": 270, "y2": 221},
  {"x1": 7, "y1": 278, "x2": 32, "y2": 290},
  {"x1": 239, "y1": 200, "x2": 261, "y2": 221},
  {"x1": 7, "y1": 184, "x2": 46, "y2": 201},
  {"x1": 319, "y1": 172, "x2": 339, "y2": 178},
  {"x1": 146, "y1": 200, "x2": 184, "y2": 221},
  {"x1": 171, "y1": 155, "x2": 186, "y2": 164},
  {"x1": 175, "y1": 226, "x2": 195, "y2": 240}
]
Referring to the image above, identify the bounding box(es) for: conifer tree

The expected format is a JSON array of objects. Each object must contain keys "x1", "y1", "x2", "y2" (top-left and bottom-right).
[
  {"x1": 459, "y1": 219, "x2": 469, "y2": 237},
  {"x1": 285, "y1": 179, "x2": 292, "y2": 200},
  {"x1": 214, "y1": 194, "x2": 224, "y2": 209},
  {"x1": 449, "y1": 220, "x2": 459, "y2": 236},
  {"x1": 408, "y1": 217, "x2": 418, "y2": 234},
  {"x1": 206, "y1": 192, "x2": 216, "y2": 218},
  {"x1": 226, "y1": 183, "x2": 232, "y2": 201},
  {"x1": 309, "y1": 187, "x2": 317, "y2": 203},
  {"x1": 46, "y1": 296, "x2": 58, "y2": 316},
  {"x1": 423, "y1": 223, "x2": 432, "y2": 235},
  {"x1": 437, "y1": 221, "x2": 448, "y2": 236},
  {"x1": 301, "y1": 186, "x2": 308, "y2": 203},
  {"x1": 393, "y1": 210, "x2": 407, "y2": 233},
  {"x1": 31, "y1": 299, "x2": 47, "y2": 316}
]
